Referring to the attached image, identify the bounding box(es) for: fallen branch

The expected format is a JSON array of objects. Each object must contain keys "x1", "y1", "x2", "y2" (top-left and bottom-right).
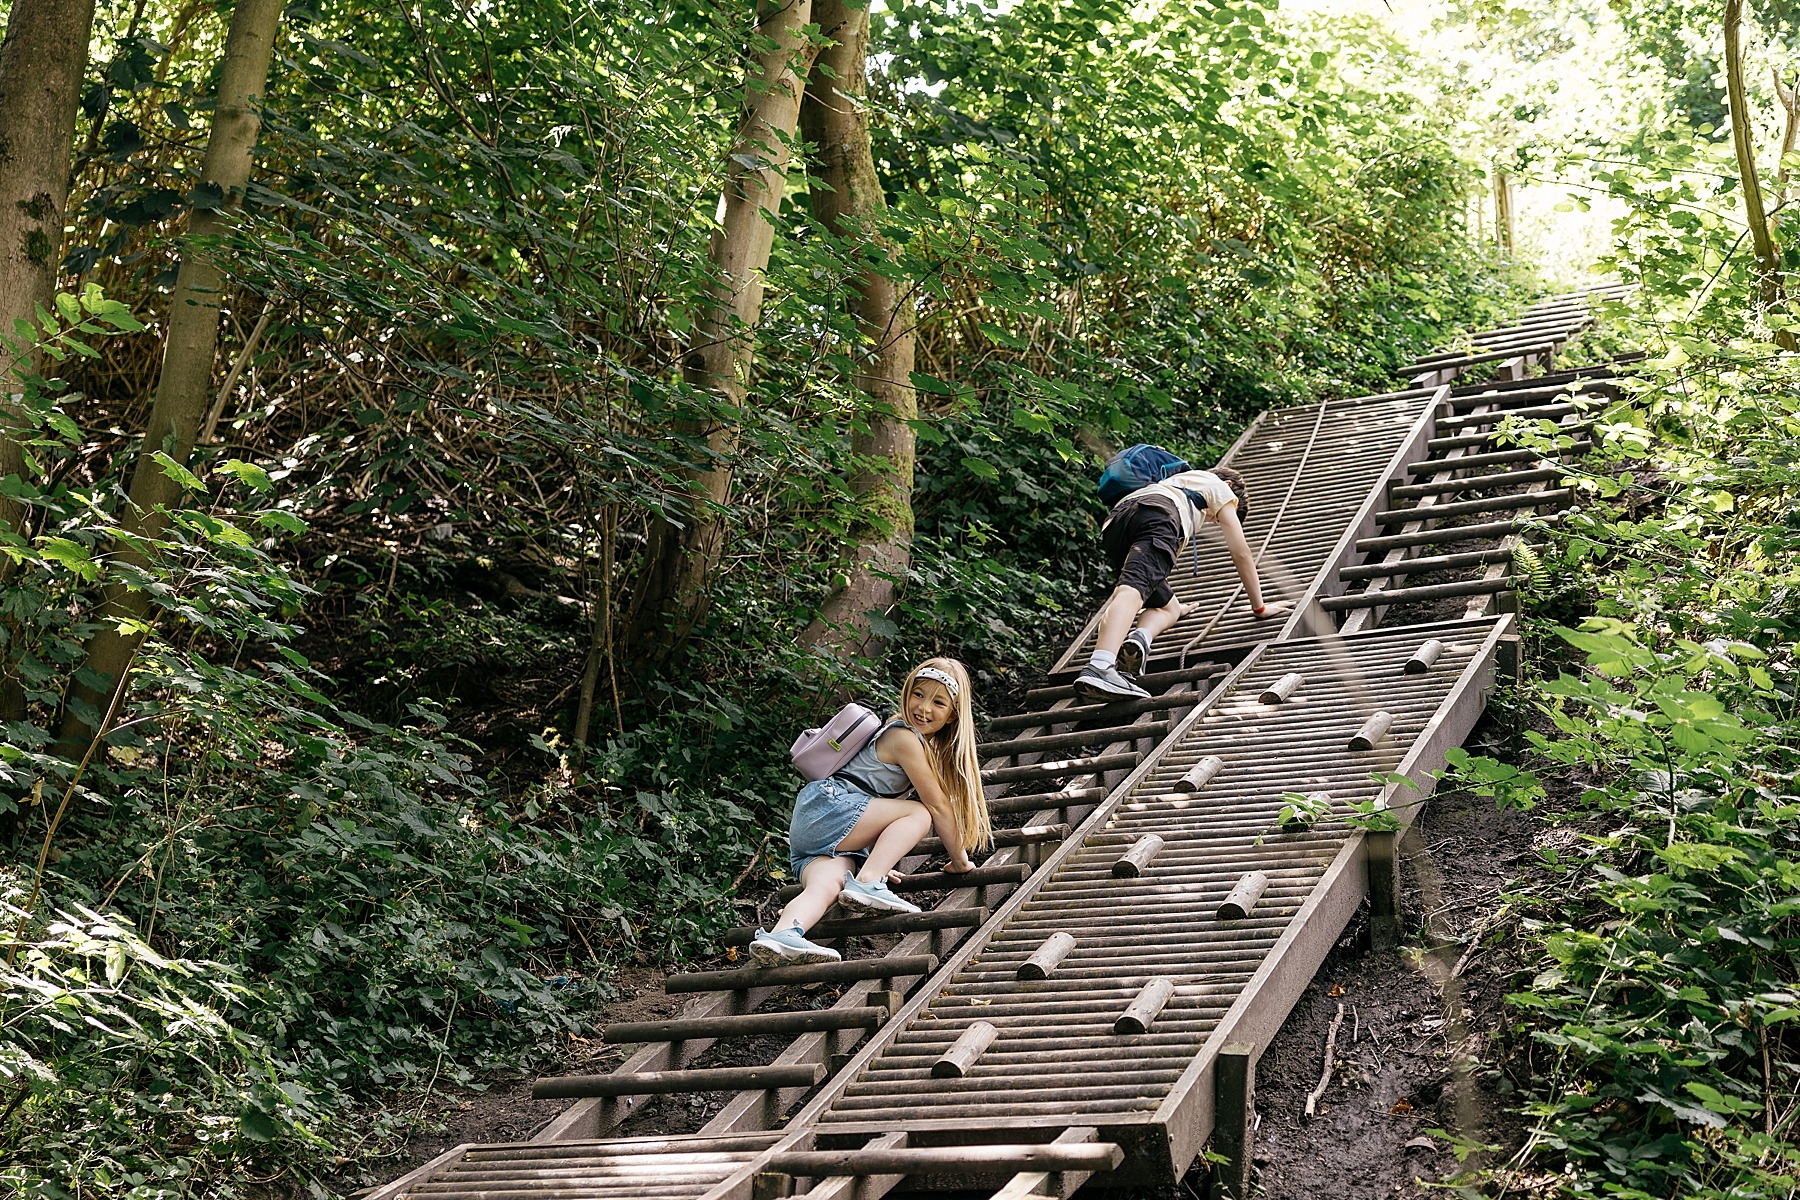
[{"x1": 1305, "y1": 1002, "x2": 1345, "y2": 1117}]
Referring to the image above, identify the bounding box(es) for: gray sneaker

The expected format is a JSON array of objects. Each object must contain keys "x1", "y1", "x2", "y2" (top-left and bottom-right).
[
  {"x1": 839, "y1": 874, "x2": 921, "y2": 915},
  {"x1": 1117, "y1": 631, "x2": 1154, "y2": 677},
  {"x1": 1073, "y1": 663, "x2": 1150, "y2": 702},
  {"x1": 749, "y1": 923, "x2": 841, "y2": 966}
]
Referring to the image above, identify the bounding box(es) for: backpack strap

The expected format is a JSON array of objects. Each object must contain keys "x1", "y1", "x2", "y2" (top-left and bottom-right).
[{"x1": 836, "y1": 717, "x2": 920, "y2": 795}]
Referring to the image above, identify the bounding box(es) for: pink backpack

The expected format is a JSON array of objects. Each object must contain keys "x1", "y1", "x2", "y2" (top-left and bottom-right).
[{"x1": 790, "y1": 703, "x2": 883, "y2": 781}]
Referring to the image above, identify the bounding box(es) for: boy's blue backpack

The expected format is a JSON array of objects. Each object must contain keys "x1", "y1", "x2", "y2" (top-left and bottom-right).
[{"x1": 1097, "y1": 443, "x2": 1189, "y2": 507}]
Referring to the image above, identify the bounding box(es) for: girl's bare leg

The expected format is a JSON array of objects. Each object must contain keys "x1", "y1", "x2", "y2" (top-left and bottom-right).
[
  {"x1": 835, "y1": 795, "x2": 933, "y2": 881},
  {"x1": 770, "y1": 854, "x2": 856, "y2": 932}
]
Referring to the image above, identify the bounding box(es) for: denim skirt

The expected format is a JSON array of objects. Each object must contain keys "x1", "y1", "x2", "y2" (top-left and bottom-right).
[{"x1": 788, "y1": 776, "x2": 873, "y2": 877}]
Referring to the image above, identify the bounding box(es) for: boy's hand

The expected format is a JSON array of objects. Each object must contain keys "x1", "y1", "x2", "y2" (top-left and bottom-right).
[{"x1": 1253, "y1": 600, "x2": 1294, "y2": 618}]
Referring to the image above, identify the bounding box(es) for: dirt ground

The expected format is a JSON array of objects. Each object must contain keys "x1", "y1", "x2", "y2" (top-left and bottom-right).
[{"x1": 1215, "y1": 772, "x2": 1536, "y2": 1200}]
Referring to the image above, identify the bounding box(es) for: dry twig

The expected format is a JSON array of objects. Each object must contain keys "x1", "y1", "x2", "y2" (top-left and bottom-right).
[{"x1": 1305, "y1": 1002, "x2": 1345, "y2": 1117}]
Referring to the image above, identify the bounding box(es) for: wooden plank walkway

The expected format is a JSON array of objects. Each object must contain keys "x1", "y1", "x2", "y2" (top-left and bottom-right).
[{"x1": 370, "y1": 290, "x2": 1622, "y2": 1200}]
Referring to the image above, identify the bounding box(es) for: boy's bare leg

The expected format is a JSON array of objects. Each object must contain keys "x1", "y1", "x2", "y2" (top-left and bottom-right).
[
  {"x1": 1132, "y1": 597, "x2": 1186, "y2": 645},
  {"x1": 1093, "y1": 584, "x2": 1147, "y2": 655}
]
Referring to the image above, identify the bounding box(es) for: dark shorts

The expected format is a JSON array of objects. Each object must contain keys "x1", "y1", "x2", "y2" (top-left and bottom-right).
[{"x1": 1101, "y1": 498, "x2": 1181, "y2": 610}]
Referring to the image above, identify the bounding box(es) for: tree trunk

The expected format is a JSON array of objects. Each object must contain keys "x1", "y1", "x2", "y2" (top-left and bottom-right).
[
  {"x1": 1725, "y1": 0, "x2": 1795, "y2": 347},
  {"x1": 796, "y1": 0, "x2": 918, "y2": 659},
  {"x1": 625, "y1": 0, "x2": 817, "y2": 671},
  {"x1": 1491, "y1": 168, "x2": 1516, "y2": 256},
  {"x1": 0, "y1": 0, "x2": 97, "y2": 721},
  {"x1": 59, "y1": 0, "x2": 284, "y2": 750}
]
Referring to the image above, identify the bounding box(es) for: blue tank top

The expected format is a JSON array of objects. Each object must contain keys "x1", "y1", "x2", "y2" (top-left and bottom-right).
[{"x1": 835, "y1": 717, "x2": 923, "y2": 797}]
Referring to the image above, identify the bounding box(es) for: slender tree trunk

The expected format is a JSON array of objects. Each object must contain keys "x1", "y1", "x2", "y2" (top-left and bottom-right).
[
  {"x1": 0, "y1": 0, "x2": 97, "y2": 722},
  {"x1": 59, "y1": 0, "x2": 284, "y2": 750},
  {"x1": 1491, "y1": 168, "x2": 1516, "y2": 256},
  {"x1": 796, "y1": 0, "x2": 918, "y2": 659},
  {"x1": 625, "y1": 0, "x2": 817, "y2": 671},
  {"x1": 1771, "y1": 68, "x2": 1799, "y2": 212},
  {"x1": 1724, "y1": 0, "x2": 1796, "y2": 347}
]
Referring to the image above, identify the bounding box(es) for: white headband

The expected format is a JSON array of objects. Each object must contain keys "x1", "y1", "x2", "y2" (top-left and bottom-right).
[{"x1": 915, "y1": 666, "x2": 961, "y2": 699}]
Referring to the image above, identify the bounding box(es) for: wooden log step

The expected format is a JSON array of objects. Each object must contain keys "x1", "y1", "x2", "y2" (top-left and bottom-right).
[
  {"x1": 775, "y1": 863, "x2": 1028, "y2": 902},
  {"x1": 1339, "y1": 548, "x2": 1509, "y2": 581},
  {"x1": 664, "y1": 954, "x2": 939, "y2": 994},
  {"x1": 1111, "y1": 834, "x2": 1165, "y2": 878},
  {"x1": 1441, "y1": 381, "x2": 1608, "y2": 409},
  {"x1": 1018, "y1": 932, "x2": 1077, "y2": 980},
  {"x1": 1349, "y1": 710, "x2": 1395, "y2": 751},
  {"x1": 1176, "y1": 755, "x2": 1224, "y2": 792},
  {"x1": 1374, "y1": 488, "x2": 1571, "y2": 525},
  {"x1": 1388, "y1": 465, "x2": 1566, "y2": 500},
  {"x1": 931, "y1": 1020, "x2": 998, "y2": 1078},
  {"x1": 1259, "y1": 672, "x2": 1304, "y2": 704},
  {"x1": 985, "y1": 786, "x2": 1109, "y2": 815},
  {"x1": 984, "y1": 690, "x2": 1206, "y2": 732},
  {"x1": 1408, "y1": 343, "x2": 1560, "y2": 372},
  {"x1": 1405, "y1": 639, "x2": 1445, "y2": 674},
  {"x1": 981, "y1": 752, "x2": 1140, "y2": 784},
  {"x1": 531, "y1": 1063, "x2": 824, "y2": 1100},
  {"x1": 1319, "y1": 576, "x2": 1523, "y2": 611},
  {"x1": 1114, "y1": 977, "x2": 1176, "y2": 1035},
  {"x1": 1217, "y1": 871, "x2": 1270, "y2": 920},
  {"x1": 1024, "y1": 660, "x2": 1227, "y2": 702},
  {"x1": 978, "y1": 720, "x2": 1170, "y2": 757},
  {"x1": 720, "y1": 906, "x2": 988, "y2": 947},
  {"x1": 1427, "y1": 420, "x2": 1593, "y2": 452},
  {"x1": 1437, "y1": 401, "x2": 1580, "y2": 429},
  {"x1": 1356, "y1": 514, "x2": 1555, "y2": 553},
  {"x1": 915, "y1": 824, "x2": 1069, "y2": 855},
  {"x1": 763, "y1": 1142, "x2": 1124, "y2": 1177},
  {"x1": 1406, "y1": 443, "x2": 1591, "y2": 474},
  {"x1": 604, "y1": 1006, "x2": 893, "y2": 1043}
]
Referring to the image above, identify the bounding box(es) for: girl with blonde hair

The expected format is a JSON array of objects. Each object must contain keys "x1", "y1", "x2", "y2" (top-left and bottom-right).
[{"x1": 750, "y1": 657, "x2": 991, "y2": 965}]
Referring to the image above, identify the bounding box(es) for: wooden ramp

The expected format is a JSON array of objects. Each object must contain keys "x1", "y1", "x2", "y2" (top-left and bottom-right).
[{"x1": 371, "y1": 290, "x2": 1622, "y2": 1200}]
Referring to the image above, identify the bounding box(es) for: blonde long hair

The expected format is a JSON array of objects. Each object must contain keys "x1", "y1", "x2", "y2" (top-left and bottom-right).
[{"x1": 898, "y1": 657, "x2": 992, "y2": 854}]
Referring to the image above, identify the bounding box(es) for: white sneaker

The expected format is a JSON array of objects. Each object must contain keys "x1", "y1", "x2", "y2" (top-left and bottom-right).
[
  {"x1": 1073, "y1": 663, "x2": 1150, "y2": 702},
  {"x1": 838, "y1": 874, "x2": 921, "y2": 916},
  {"x1": 749, "y1": 924, "x2": 840, "y2": 966}
]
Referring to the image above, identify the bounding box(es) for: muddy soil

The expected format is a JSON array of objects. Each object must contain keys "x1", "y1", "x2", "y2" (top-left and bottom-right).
[{"x1": 1177, "y1": 727, "x2": 1540, "y2": 1199}]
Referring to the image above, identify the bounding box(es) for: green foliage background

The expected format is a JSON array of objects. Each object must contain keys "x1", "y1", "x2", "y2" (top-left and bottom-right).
[{"x1": 0, "y1": 0, "x2": 1544, "y2": 1195}]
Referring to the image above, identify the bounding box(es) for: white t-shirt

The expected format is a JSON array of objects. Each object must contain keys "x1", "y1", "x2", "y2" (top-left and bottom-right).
[{"x1": 1127, "y1": 470, "x2": 1239, "y2": 542}]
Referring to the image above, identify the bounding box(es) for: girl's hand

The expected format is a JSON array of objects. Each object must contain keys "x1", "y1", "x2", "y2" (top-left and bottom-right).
[
  {"x1": 943, "y1": 855, "x2": 975, "y2": 874},
  {"x1": 887, "y1": 869, "x2": 905, "y2": 885}
]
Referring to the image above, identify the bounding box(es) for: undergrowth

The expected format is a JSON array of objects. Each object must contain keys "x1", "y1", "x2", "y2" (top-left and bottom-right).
[{"x1": 1451, "y1": 312, "x2": 1800, "y2": 1195}]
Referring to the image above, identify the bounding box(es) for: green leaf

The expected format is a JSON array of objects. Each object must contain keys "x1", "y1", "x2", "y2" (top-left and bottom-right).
[
  {"x1": 36, "y1": 536, "x2": 98, "y2": 582},
  {"x1": 239, "y1": 1107, "x2": 278, "y2": 1142},
  {"x1": 151, "y1": 451, "x2": 206, "y2": 493},
  {"x1": 256, "y1": 510, "x2": 308, "y2": 536},
  {"x1": 215, "y1": 459, "x2": 273, "y2": 492},
  {"x1": 960, "y1": 455, "x2": 998, "y2": 482}
]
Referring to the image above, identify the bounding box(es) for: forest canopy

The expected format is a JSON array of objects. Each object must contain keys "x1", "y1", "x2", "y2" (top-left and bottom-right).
[{"x1": 2, "y1": 0, "x2": 1797, "y2": 1196}]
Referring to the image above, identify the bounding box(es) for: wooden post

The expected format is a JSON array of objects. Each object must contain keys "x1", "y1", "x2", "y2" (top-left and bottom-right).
[
  {"x1": 1367, "y1": 829, "x2": 1401, "y2": 951},
  {"x1": 1209, "y1": 1043, "x2": 1256, "y2": 1200},
  {"x1": 1112, "y1": 834, "x2": 1166, "y2": 878},
  {"x1": 1019, "y1": 932, "x2": 1077, "y2": 980},
  {"x1": 932, "y1": 1020, "x2": 998, "y2": 1078}
]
